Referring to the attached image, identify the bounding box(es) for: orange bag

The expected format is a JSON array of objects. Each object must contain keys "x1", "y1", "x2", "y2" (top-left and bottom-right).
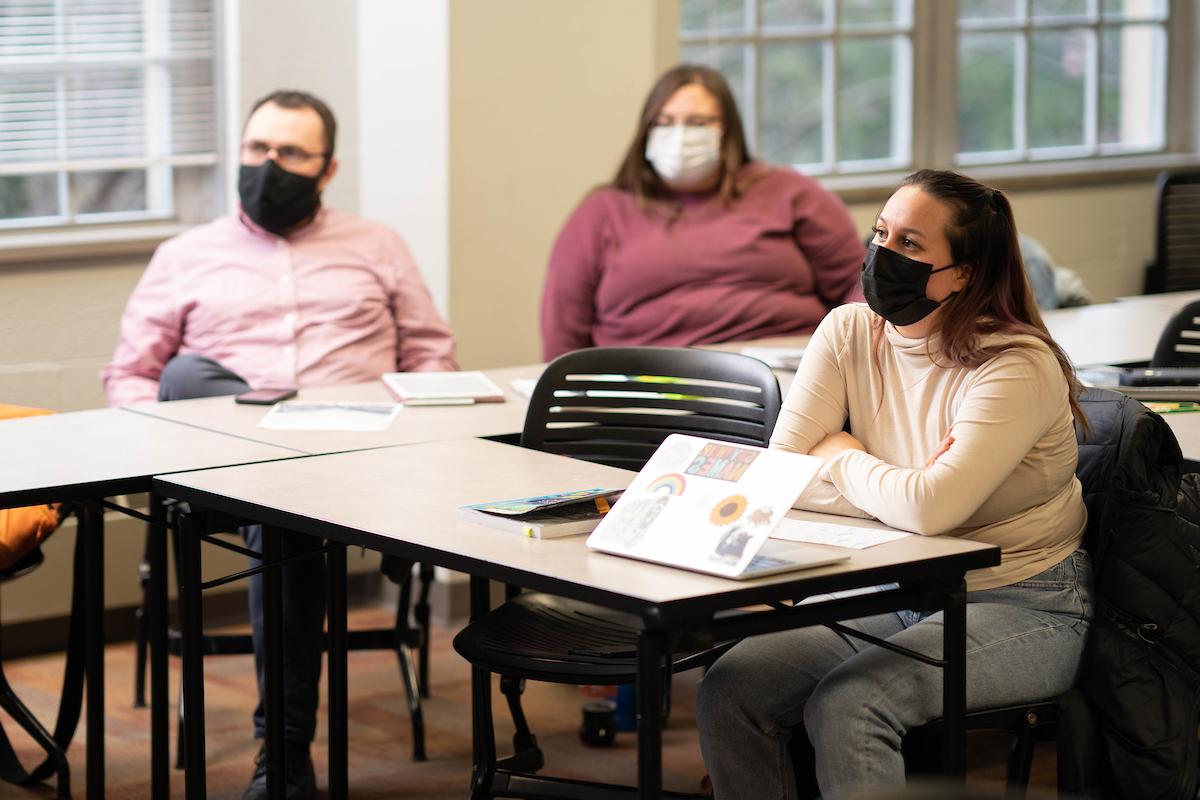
[{"x1": 0, "y1": 404, "x2": 63, "y2": 571}]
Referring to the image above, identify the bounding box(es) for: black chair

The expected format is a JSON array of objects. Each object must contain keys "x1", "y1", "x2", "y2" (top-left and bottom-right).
[
  {"x1": 787, "y1": 388, "x2": 1140, "y2": 799},
  {"x1": 132, "y1": 499, "x2": 434, "y2": 763},
  {"x1": 0, "y1": 532, "x2": 86, "y2": 800},
  {"x1": 1150, "y1": 299, "x2": 1200, "y2": 367},
  {"x1": 1143, "y1": 170, "x2": 1200, "y2": 294},
  {"x1": 453, "y1": 346, "x2": 782, "y2": 793}
]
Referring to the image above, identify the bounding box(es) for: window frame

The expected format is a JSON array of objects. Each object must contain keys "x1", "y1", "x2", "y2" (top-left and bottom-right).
[
  {"x1": 0, "y1": 0, "x2": 226, "y2": 247},
  {"x1": 678, "y1": 0, "x2": 1199, "y2": 196}
]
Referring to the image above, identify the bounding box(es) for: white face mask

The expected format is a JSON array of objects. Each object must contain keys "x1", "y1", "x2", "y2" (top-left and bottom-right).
[{"x1": 644, "y1": 124, "x2": 721, "y2": 189}]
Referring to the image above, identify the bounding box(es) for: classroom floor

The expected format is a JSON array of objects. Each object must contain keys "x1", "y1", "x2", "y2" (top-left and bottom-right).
[{"x1": 0, "y1": 604, "x2": 1058, "y2": 799}]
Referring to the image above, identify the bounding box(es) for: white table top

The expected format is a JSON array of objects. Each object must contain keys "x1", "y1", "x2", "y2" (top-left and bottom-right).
[
  {"x1": 124, "y1": 365, "x2": 541, "y2": 455},
  {"x1": 0, "y1": 407, "x2": 298, "y2": 507},
  {"x1": 155, "y1": 437, "x2": 997, "y2": 614},
  {"x1": 1042, "y1": 302, "x2": 1172, "y2": 367},
  {"x1": 1114, "y1": 289, "x2": 1200, "y2": 310}
]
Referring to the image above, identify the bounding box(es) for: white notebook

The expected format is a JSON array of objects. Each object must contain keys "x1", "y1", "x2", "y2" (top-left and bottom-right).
[
  {"x1": 586, "y1": 434, "x2": 848, "y2": 580},
  {"x1": 381, "y1": 371, "x2": 506, "y2": 404}
]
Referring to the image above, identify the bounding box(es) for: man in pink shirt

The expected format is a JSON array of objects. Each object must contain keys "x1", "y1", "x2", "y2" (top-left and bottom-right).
[{"x1": 103, "y1": 90, "x2": 456, "y2": 800}]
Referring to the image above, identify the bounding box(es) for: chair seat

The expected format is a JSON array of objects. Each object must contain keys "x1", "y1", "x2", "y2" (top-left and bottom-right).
[{"x1": 454, "y1": 592, "x2": 725, "y2": 684}]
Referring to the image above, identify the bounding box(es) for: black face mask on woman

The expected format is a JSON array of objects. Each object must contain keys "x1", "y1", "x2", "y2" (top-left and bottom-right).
[
  {"x1": 238, "y1": 159, "x2": 322, "y2": 235},
  {"x1": 861, "y1": 242, "x2": 959, "y2": 327}
]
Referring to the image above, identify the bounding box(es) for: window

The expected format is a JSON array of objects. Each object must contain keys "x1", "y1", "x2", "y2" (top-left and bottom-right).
[
  {"x1": 679, "y1": 0, "x2": 1176, "y2": 178},
  {"x1": 0, "y1": 0, "x2": 220, "y2": 230}
]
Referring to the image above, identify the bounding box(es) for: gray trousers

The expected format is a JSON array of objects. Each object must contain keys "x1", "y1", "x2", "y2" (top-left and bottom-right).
[
  {"x1": 159, "y1": 354, "x2": 326, "y2": 743},
  {"x1": 696, "y1": 549, "x2": 1093, "y2": 800}
]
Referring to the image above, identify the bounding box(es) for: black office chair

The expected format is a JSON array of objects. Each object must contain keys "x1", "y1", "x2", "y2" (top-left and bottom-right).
[
  {"x1": 786, "y1": 389, "x2": 1148, "y2": 799},
  {"x1": 133, "y1": 500, "x2": 433, "y2": 763},
  {"x1": 0, "y1": 530, "x2": 86, "y2": 800},
  {"x1": 453, "y1": 346, "x2": 782, "y2": 792},
  {"x1": 1150, "y1": 299, "x2": 1200, "y2": 367},
  {"x1": 1143, "y1": 170, "x2": 1200, "y2": 294}
]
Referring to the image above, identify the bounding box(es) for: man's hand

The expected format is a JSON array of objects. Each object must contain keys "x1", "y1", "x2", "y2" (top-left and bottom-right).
[
  {"x1": 925, "y1": 426, "x2": 954, "y2": 469},
  {"x1": 809, "y1": 431, "x2": 867, "y2": 464}
]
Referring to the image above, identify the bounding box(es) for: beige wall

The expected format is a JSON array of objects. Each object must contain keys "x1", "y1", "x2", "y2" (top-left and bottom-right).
[{"x1": 448, "y1": 0, "x2": 679, "y2": 368}]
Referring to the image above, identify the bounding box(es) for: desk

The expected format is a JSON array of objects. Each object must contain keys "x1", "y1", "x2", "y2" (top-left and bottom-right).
[
  {"x1": 0, "y1": 408, "x2": 300, "y2": 800},
  {"x1": 1114, "y1": 289, "x2": 1200, "y2": 310},
  {"x1": 155, "y1": 437, "x2": 999, "y2": 800},
  {"x1": 123, "y1": 365, "x2": 540, "y2": 454},
  {"x1": 1041, "y1": 302, "x2": 1174, "y2": 367}
]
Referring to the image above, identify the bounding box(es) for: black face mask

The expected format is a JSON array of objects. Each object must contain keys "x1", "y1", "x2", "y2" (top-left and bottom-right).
[
  {"x1": 861, "y1": 242, "x2": 958, "y2": 326},
  {"x1": 238, "y1": 159, "x2": 322, "y2": 235}
]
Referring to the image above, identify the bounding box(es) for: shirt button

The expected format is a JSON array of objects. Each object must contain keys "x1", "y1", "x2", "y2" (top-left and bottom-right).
[
  {"x1": 284, "y1": 313, "x2": 296, "y2": 326},
  {"x1": 280, "y1": 275, "x2": 291, "y2": 285}
]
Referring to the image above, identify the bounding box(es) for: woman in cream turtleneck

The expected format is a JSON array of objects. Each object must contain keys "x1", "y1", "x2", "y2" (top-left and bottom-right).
[{"x1": 697, "y1": 170, "x2": 1092, "y2": 800}]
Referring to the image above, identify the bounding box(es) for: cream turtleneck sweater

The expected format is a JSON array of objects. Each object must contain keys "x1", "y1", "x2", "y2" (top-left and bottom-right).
[{"x1": 771, "y1": 303, "x2": 1085, "y2": 591}]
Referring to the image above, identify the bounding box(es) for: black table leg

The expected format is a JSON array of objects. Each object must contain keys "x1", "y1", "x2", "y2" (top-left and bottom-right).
[
  {"x1": 636, "y1": 628, "x2": 668, "y2": 800},
  {"x1": 941, "y1": 577, "x2": 968, "y2": 777},
  {"x1": 326, "y1": 543, "x2": 348, "y2": 800},
  {"x1": 468, "y1": 576, "x2": 496, "y2": 799},
  {"x1": 262, "y1": 525, "x2": 286, "y2": 800},
  {"x1": 178, "y1": 510, "x2": 207, "y2": 800},
  {"x1": 80, "y1": 501, "x2": 105, "y2": 799},
  {"x1": 148, "y1": 495, "x2": 169, "y2": 800}
]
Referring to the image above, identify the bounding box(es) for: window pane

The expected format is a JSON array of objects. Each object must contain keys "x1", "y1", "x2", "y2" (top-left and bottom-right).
[
  {"x1": 761, "y1": 0, "x2": 825, "y2": 29},
  {"x1": 73, "y1": 169, "x2": 146, "y2": 215},
  {"x1": 761, "y1": 42, "x2": 823, "y2": 165},
  {"x1": 1029, "y1": 29, "x2": 1090, "y2": 149},
  {"x1": 680, "y1": 43, "x2": 749, "y2": 126},
  {"x1": 0, "y1": 75, "x2": 60, "y2": 164},
  {"x1": 1099, "y1": 24, "x2": 1164, "y2": 149},
  {"x1": 0, "y1": 1, "x2": 56, "y2": 58},
  {"x1": 64, "y1": 0, "x2": 142, "y2": 56},
  {"x1": 958, "y1": 33, "x2": 1017, "y2": 155},
  {"x1": 0, "y1": 174, "x2": 59, "y2": 219},
  {"x1": 1032, "y1": 0, "x2": 1090, "y2": 19},
  {"x1": 839, "y1": 37, "x2": 898, "y2": 162},
  {"x1": 1101, "y1": 0, "x2": 1166, "y2": 19},
  {"x1": 680, "y1": 0, "x2": 747, "y2": 33},
  {"x1": 841, "y1": 0, "x2": 902, "y2": 27},
  {"x1": 959, "y1": 0, "x2": 1020, "y2": 22},
  {"x1": 66, "y1": 68, "x2": 145, "y2": 160}
]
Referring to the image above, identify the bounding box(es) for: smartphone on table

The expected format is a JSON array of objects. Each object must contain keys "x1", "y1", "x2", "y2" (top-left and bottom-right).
[{"x1": 234, "y1": 387, "x2": 298, "y2": 405}]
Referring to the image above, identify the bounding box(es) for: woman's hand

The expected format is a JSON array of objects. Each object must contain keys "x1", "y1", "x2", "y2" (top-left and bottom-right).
[
  {"x1": 925, "y1": 426, "x2": 954, "y2": 469},
  {"x1": 809, "y1": 431, "x2": 867, "y2": 464}
]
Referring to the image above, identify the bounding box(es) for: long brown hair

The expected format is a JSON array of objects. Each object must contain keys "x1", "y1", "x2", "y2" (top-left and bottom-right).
[
  {"x1": 875, "y1": 169, "x2": 1088, "y2": 433},
  {"x1": 612, "y1": 64, "x2": 753, "y2": 207}
]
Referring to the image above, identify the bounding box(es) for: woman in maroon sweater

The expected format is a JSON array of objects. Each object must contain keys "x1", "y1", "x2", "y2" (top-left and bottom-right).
[{"x1": 540, "y1": 64, "x2": 864, "y2": 360}]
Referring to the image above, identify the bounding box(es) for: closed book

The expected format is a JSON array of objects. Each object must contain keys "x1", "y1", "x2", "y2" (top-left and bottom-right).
[{"x1": 458, "y1": 488, "x2": 622, "y2": 539}]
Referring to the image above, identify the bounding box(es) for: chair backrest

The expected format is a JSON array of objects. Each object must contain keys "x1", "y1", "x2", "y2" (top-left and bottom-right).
[
  {"x1": 520, "y1": 346, "x2": 783, "y2": 470},
  {"x1": 1150, "y1": 299, "x2": 1200, "y2": 367},
  {"x1": 1145, "y1": 170, "x2": 1200, "y2": 293}
]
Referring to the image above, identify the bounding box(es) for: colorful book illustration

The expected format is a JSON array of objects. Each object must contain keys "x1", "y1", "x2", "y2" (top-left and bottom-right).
[{"x1": 458, "y1": 488, "x2": 624, "y2": 539}]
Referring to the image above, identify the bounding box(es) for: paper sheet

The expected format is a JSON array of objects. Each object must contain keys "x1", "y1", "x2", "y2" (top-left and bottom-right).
[
  {"x1": 257, "y1": 401, "x2": 402, "y2": 432},
  {"x1": 770, "y1": 516, "x2": 910, "y2": 549},
  {"x1": 510, "y1": 378, "x2": 537, "y2": 399}
]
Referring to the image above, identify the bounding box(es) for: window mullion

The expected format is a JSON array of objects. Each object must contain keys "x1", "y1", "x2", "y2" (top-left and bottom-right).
[{"x1": 1017, "y1": 0, "x2": 1031, "y2": 159}]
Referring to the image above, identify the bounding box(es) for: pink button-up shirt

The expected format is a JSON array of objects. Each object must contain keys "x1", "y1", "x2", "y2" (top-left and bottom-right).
[{"x1": 102, "y1": 208, "x2": 457, "y2": 406}]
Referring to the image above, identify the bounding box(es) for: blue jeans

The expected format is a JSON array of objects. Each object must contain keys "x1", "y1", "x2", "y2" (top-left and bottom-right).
[
  {"x1": 696, "y1": 548, "x2": 1093, "y2": 800},
  {"x1": 159, "y1": 354, "x2": 327, "y2": 743}
]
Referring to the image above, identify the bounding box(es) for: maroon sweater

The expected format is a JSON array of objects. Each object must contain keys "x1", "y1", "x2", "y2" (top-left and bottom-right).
[{"x1": 540, "y1": 163, "x2": 865, "y2": 360}]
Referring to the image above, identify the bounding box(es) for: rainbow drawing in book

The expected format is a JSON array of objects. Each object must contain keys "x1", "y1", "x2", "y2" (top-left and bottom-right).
[{"x1": 647, "y1": 473, "x2": 687, "y2": 496}]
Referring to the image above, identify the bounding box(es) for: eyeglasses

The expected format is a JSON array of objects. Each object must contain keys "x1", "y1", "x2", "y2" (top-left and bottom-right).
[
  {"x1": 652, "y1": 114, "x2": 722, "y2": 128},
  {"x1": 240, "y1": 140, "x2": 328, "y2": 170}
]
